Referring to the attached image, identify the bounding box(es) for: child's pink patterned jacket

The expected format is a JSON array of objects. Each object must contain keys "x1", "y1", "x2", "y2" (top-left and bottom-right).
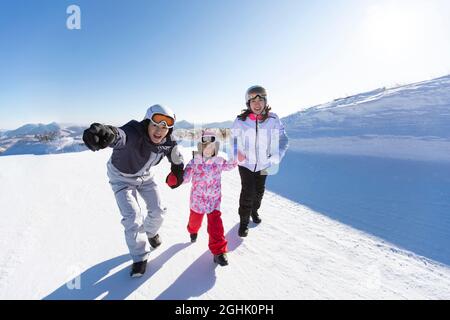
[{"x1": 183, "y1": 154, "x2": 237, "y2": 214}]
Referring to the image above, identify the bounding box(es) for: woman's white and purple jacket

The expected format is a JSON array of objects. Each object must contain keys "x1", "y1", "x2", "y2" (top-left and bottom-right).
[{"x1": 231, "y1": 112, "x2": 289, "y2": 173}]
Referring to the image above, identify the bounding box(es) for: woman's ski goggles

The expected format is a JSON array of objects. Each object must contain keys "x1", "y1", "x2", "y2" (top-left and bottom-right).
[
  {"x1": 201, "y1": 135, "x2": 216, "y2": 143},
  {"x1": 247, "y1": 94, "x2": 267, "y2": 103},
  {"x1": 150, "y1": 113, "x2": 175, "y2": 128}
]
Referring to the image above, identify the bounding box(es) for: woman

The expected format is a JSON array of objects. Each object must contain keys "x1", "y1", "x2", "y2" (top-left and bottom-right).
[{"x1": 231, "y1": 85, "x2": 289, "y2": 237}]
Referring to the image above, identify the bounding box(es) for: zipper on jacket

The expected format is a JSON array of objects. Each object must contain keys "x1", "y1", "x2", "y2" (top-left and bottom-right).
[{"x1": 254, "y1": 119, "x2": 259, "y2": 172}]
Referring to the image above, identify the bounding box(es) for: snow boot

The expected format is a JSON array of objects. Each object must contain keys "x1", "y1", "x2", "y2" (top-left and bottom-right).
[
  {"x1": 238, "y1": 224, "x2": 249, "y2": 237},
  {"x1": 251, "y1": 211, "x2": 262, "y2": 224},
  {"x1": 130, "y1": 260, "x2": 147, "y2": 278},
  {"x1": 213, "y1": 253, "x2": 229, "y2": 266},
  {"x1": 149, "y1": 234, "x2": 161, "y2": 249},
  {"x1": 190, "y1": 233, "x2": 198, "y2": 243}
]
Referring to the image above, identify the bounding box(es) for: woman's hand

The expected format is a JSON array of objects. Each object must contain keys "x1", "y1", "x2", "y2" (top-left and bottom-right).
[{"x1": 237, "y1": 150, "x2": 246, "y2": 162}]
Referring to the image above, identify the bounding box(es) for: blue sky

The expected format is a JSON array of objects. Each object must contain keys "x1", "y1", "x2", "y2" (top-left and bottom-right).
[{"x1": 1, "y1": 0, "x2": 450, "y2": 129}]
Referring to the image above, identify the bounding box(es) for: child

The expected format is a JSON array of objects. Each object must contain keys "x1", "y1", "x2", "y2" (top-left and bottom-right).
[
  {"x1": 167, "y1": 130, "x2": 242, "y2": 266},
  {"x1": 83, "y1": 104, "x2": 184, "y2": 277}
]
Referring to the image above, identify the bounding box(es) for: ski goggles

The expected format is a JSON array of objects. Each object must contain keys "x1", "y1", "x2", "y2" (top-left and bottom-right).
[
  {"x1": 201, "y1": 135, "x2": 216, "y2": 143},
  {"x1": 150, "y1": 113, "x2": 175, "y2": 128},
  {"x1": 247, "y1": 94, "x2": 267, "y2": 103}
]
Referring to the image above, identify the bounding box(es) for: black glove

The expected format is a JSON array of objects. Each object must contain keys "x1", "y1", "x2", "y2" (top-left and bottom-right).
[
  {"x1": 82, "y1": 123, "x2": 117, "y2": 151},
  {"x1": 166, "y1": 164, "x2": 184, "y2": 189}
]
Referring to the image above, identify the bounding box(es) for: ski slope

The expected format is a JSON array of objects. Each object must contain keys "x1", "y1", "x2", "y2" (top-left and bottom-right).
[
  {"x1": 0, "y1": 147, "x2": 449, "y2": 300},
  {"x1": 283, "y1": 75, "x2": 450, "y2": 162}
]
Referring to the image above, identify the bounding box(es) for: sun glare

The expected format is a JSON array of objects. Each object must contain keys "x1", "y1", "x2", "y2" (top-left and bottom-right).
[{"x1": 363, "y1": 2, "x2": 426, "y2": 54}]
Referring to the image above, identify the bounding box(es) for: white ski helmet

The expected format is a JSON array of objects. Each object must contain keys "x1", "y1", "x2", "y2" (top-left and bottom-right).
[
  {"x1": 144, "y1": 104, "x2": 176, "y2": 128},
  {"x1": 197, "y1": 129, "x2": 220, "y2": 158}
]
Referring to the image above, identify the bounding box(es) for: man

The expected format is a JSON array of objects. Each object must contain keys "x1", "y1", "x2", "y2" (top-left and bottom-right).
[{"x1": 83, "y1": 104, "x2": 184, "y2": 277}]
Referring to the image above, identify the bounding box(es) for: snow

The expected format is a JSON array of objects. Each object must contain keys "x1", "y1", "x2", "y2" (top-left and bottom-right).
[
  {"x1": 0, "y1": 121, "x2": 231, "y2": 157},
  {"x1": 0, "y1": 137, "x2": 87, "y2": 156},
  {"x1": 267, "y1": 151, "x2": 450, "y2": 267},
  {"x1": 283, "y1": 75, "x2": 450, "y2": 162},
  {"x1": 0, "y1": 147, "x2": 449, "y2": 300},
  {"x1": 0, "y1": 123, "x2": 88, "y2": 156},
  {"x1": 288, "y1": 135, "x2": 450, "y2": 163},
  {"x1": 4, "y1": 122, "x2": 62, "y2": 138},
  {"x1": 1, "y1": 75, "x2": 450, "y2": 299},
  {"x1": 175, "y1": 120, "x2": 233, "y2": 129}
]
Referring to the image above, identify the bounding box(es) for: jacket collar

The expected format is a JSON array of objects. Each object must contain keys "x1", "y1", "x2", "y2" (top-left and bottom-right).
[{"x1": 248, "y1": 113, "x2": 264, "y2": 121}]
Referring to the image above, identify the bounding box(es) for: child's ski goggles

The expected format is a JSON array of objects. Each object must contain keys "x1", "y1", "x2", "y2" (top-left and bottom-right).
[
  {"x1": 150, "y1": 113, "x2": 175, "y2": 128},
  {"x1": 201, "y1": 135, "x2": 216, "y2": 143}
]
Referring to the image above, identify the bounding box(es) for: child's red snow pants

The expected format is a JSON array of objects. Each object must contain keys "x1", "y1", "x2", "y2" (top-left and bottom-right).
[{"x1": 187, "y1": 209, "x2": 228, "y2": 255}]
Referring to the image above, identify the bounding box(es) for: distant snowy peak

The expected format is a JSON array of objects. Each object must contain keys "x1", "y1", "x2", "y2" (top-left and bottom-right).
[
  {"x1": 3, "y1": 119, "x2": 233, "y2": 137},
  {"x1": 203, "y1": 120, "x2": 234, "y2": 129},
  {"x1": 4, "y1": 122, "x2": 61, "y2": 138},
  {"x1": 175, "y1": 120, "x2": 233, "y2": 129},
  {"x1": 174, "y1": 120, "x2": 194, "y2": 129},
  {"x1": 3, "y1": 123, "x2": 88, "y2": 138},
  {"x1": 0, "y1": 119, "x2": 234, "y2": 156},
  {"x1": 314, "y1": 74, "x2": 450, "y2": 112},
  {"x1": 0, "y1": 122, "x2": 89, "y2": 156},
  {"x1": 282, "y1": 74, "x2": 450, "y2": 139}
]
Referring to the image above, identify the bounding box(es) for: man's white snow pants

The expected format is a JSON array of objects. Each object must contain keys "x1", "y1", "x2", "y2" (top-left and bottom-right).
[{"x1": 108, "y1": 170, "x2": 166, "y2": 263}]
